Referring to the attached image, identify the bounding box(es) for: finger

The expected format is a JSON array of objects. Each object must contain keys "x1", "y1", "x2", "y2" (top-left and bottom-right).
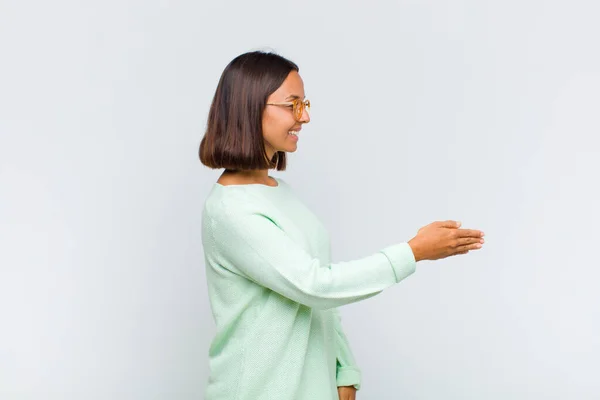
[
  {"x1": 456, "y1": 243, "x2": 483, "y2": 253},
  {"x1": 456, "y1": 229, "x2": 484, "y2": 238},
  {"x1": 451, "y1": 250, "x2": 469, "y2": 256},
  {"x1": 456, "y1": 237, "x2": 485, "y2": 246}
]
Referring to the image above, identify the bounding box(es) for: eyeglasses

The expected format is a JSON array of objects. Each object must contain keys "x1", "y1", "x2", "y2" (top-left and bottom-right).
[{"x1": 266, "y1": 98, "x2": 311, "y2": 122}]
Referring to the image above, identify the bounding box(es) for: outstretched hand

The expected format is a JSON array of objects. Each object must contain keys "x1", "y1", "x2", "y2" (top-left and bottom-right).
[{"x1": 408, "y1": 220, "x2": 485, "y2": 261}]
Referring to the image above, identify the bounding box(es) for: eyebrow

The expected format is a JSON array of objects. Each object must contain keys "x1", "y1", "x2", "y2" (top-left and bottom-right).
[{"x1": 285, "y1": 95, "x2": 305, "y2": 100}]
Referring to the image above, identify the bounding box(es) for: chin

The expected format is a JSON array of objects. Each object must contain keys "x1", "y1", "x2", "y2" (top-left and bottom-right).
[{"x1": 277, "y1": 143, "x2": 297, "y2": 153}]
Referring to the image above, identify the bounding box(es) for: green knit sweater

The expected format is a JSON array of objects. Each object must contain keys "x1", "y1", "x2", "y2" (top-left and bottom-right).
[{"x1": 201, "y1": 177, "x2": 416, "y2": 400}]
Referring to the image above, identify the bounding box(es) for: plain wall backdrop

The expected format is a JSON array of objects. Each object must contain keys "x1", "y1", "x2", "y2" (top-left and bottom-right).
[{"x1": 1, "y1": 0, "x2": 599, "y2": 399}]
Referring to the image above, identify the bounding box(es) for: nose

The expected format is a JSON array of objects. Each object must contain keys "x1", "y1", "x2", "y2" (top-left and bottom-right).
[{"x1": 299, "y1": 106, "x2": 310, "y2": 124}]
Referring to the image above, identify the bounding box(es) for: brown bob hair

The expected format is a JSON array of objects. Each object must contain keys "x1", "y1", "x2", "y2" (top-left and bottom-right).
[{"x1": 199, "y1": 51, "x2": 299, "y2": 171}]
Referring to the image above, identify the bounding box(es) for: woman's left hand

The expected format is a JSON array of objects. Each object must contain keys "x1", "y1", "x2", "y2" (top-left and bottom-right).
[{"x1": 337, "y1": 385, "x2": 356, "y2": 400}]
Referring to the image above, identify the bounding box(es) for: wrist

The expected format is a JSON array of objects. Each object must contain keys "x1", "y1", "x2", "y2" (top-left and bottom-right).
[{"x1": 407, "y1": 238, "x2": 424, "y2": 262}]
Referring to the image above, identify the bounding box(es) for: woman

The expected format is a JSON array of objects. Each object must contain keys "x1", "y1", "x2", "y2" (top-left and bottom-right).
[{"x1": 199, "y1": 51, "x2": 484, "y2": 400}]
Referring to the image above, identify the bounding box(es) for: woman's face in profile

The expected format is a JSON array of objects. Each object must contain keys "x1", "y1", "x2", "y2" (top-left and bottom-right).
[{"x1": 262, "y1": 70, "x2": 310, "y2": 157}]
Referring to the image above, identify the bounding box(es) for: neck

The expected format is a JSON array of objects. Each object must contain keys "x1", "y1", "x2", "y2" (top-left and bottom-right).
[{"x1": 223, "y1": 169, "x2": 271, "y2": 183}]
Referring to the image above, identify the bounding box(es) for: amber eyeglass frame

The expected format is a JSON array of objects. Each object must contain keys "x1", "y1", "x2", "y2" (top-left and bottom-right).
[{"x1": 266, "y1": 98, "x2": 311, "y2": 121}]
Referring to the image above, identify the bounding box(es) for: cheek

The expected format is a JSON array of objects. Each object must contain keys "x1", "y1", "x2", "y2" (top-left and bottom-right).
[{"x1": 262, "y1": 111, "x2": 294, "y2": 138}]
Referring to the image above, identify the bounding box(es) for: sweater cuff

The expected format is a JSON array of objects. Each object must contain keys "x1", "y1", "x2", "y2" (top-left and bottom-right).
[
  {"x1": 336, "y1": 365, "x2": 362, "y2": 390},
  {"x1": 379, "y1": 242, "x2": 417, "y2": 283}
]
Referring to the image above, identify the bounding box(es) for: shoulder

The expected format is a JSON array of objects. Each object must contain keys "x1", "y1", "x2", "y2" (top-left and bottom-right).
[
  {"x1": 202, "y1": 176, "x2": 293, "y2": 221},
  {"x1": 202, "y1": 185, "x2": 267, "y2": 224}
]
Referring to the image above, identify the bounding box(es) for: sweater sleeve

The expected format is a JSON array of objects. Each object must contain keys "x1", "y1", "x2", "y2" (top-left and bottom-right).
[
  {"x1": 207, "y1": 203, "x2": 416, "y2": 310},
  {"x1": 332, "y1": 307, "x2": 362, "y2": 390}
]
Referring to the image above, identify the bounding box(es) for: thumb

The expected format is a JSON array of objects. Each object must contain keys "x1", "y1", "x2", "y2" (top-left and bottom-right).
[{"x1": 440, "y1": 220, "x2": 461, "y2": 228}]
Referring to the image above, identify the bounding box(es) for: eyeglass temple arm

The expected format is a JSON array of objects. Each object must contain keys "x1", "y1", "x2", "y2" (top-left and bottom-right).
[{"x1": 266, "y1": 102, "x2": 294, "y2": 105}]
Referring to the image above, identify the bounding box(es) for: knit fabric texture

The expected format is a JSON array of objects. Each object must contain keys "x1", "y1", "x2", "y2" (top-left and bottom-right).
[{"x1": 201, "y1": 177, "x2": 416, "y2": 400}]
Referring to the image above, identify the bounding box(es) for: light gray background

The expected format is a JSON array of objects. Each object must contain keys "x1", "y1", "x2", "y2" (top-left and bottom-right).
[{"x1": 1, "y1": 0, "x2": 599, "y2": 399}]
